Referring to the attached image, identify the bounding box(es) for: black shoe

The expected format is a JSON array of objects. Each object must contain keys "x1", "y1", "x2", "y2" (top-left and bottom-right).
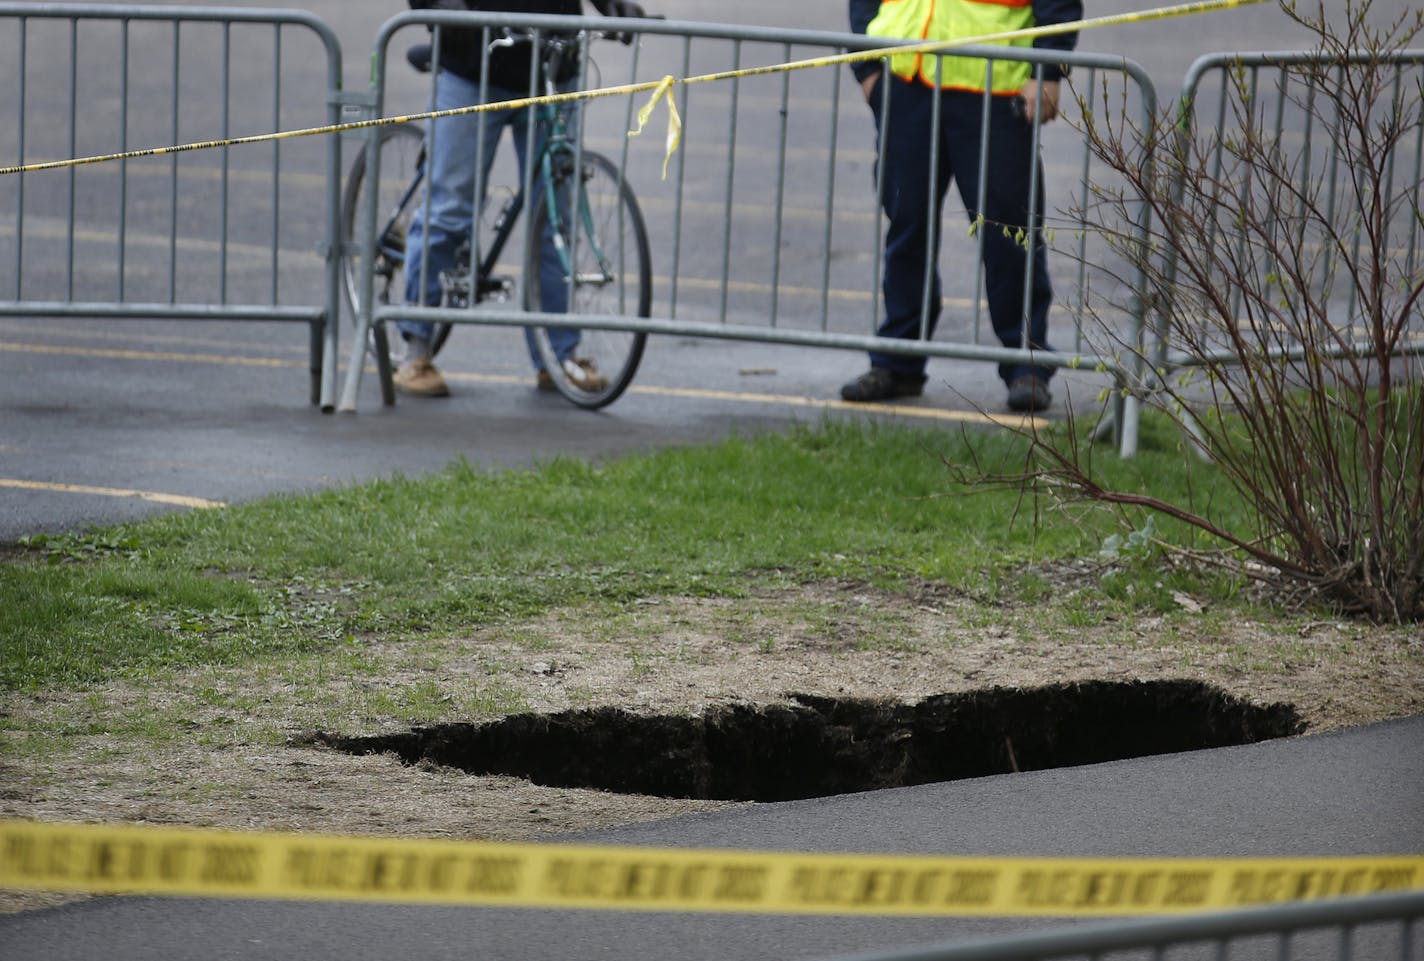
[
  {"x1": 1007, "y1": 375, "x2": 1051, "y2": 413},
  {"x1": 840, "y1": 368, "x2": 926, "y2": 402}
]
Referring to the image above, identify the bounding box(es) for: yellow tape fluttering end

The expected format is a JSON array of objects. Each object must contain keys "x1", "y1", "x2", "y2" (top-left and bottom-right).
[{"x1": 628, "y1": 75, "x2": 682, "y2": 180}]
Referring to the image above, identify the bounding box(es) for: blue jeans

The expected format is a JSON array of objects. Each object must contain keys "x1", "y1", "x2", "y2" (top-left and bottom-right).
[
  {"x1": 400, "y1": 69, "x2": 579, "y2": 370},
  {"x1": 868, "y1": 75, "x2": 1054, "y2": 386}
]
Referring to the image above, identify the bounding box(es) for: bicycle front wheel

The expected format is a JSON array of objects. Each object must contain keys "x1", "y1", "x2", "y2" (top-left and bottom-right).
[
  {"x1": 340, "y1": 122, "x2": 452, "y2": 360},
  {"x1": 525, "y1": 151, "x2": 651, "y2": 410}
]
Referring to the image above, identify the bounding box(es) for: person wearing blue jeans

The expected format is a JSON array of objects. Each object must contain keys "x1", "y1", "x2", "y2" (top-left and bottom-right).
[
  {"x1": 395, "y1": 0, "x2": 644, "y2": 397},
  {"x1": 842, "y1": 0, "x2": 1082, "y2": 412}
]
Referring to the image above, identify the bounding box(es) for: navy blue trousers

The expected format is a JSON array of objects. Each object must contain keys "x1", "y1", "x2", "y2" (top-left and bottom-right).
[{"x1": 867, "y1": 75, "x2": 1054, "y2": 385}]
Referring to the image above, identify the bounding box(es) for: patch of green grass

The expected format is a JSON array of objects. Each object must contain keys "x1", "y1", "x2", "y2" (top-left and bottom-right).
[{"x1": 2, "y1": 417, "x2": 1254, "y2": 691}]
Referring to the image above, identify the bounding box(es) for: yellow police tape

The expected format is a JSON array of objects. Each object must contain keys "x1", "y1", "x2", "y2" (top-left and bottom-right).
[
  {"x1": 2, "y1": 819, "x2": 1420, "y2": 916},
  {"x1": 0, "y1": 0, "x2": 1264, "y2": 179}
]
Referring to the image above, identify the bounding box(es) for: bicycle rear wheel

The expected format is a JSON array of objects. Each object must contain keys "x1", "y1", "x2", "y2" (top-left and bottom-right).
[
  {"x1": 525, "y1": 151, "x2": 651, "y2": 410},
  {"x1": 340, "y1": 122, "x2": 453, "y2": 360}
]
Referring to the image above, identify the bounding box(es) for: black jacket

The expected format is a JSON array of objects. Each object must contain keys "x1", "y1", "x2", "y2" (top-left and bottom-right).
[{"x1": 409, "y1": 0, "x2": 614, "y2": 91}]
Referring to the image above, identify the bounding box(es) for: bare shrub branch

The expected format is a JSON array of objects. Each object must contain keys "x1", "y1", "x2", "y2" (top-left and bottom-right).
[{"x1": 1027, "y1": 0, "x2": 1424, "y2": 621}]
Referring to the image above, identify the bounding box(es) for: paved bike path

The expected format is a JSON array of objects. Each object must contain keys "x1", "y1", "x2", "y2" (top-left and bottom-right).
[{"x1": 3, "y1": 714, "x2": 1420, "y2": 961}]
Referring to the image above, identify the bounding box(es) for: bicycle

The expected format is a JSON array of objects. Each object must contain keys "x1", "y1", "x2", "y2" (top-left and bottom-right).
[{"x1": 341, "y1": 28, "x2": 652, "y2": 409}]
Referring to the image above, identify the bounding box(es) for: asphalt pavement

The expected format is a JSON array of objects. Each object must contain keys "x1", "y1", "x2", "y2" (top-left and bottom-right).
[{"x1": 0, "y1": 313, "x2": 1078, "y2": 541}]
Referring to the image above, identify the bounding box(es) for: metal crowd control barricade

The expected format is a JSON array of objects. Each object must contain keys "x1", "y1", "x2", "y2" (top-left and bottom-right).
[
  {"x1": 341, "y1": 11, "x2": 1159, "y2": 453},
  {"x1": 1154, "y1": 49, "x2": 1424, "y2": 419},
  {"x1": 824, "y1": 889, "x2": 1424, "y2": 961},
  {"x1": 0, "y1": 3, "x2": 346, "y2": 410}
]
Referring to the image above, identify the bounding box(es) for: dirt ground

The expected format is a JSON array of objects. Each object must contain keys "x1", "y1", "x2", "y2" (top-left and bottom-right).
[{"x1": 3, "y1": 579, "x2": 1423, "y2": 915}]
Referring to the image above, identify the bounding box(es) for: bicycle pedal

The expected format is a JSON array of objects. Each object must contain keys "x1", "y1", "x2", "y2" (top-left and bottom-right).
[
  {"x1": 439, "y1": 268, "x2": 472, "y2": 309},
  {"x1": 477, "y1": 275, "x2": 515, "y2": 302}
]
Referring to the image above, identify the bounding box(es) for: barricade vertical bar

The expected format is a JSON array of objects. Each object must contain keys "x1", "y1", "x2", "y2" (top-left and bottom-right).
[
  {"x1": 618, "y1": 33, "x2": 642, "y2": 316},
  {"x1": 718, "y1": 41, "x2": 742, "y2": 324},
  {"x1": 339, "y1": 89, "x2": 378, "y2": 413},
  {"x1": 119, "y1": 18, "x2": 129, "y2": 302},
  {"x1": 472, "y1": 29, "x2": 495, "y2": 324},
  {"x1": 66, "y1": 17, "x2": 77, "y2": 301},
  {"x1": 819, "y1": 56, "x2": 842, "y2": 333},
  {"x1": 318, "y1": 19, "x2": 344, "y2": 411},
  {"x1": 1114, "y1": 58, "x2": 1161, "y2": 459},
  {"x1": 271, "y1": 24, "x2": 282, "y2": 306},
  {"x1": 1343, "y1": 102, "x2": 1366, "y2": 332},
  {"x1": 567, "y1": 30, "x2": 590, "y2": 321},
  {"x1": 972, "y1": 58, "x2": 992, "y2": 342},
  {"x1": 870, "y1": 55, "x2": 889, "y2": 337},
  {"x1": 1069, "y1": 67, "x2": 1093, "y2": 355},
  {"x1": 168, "y1": 20, "x2": 179, "y2": 305},
  {"x1": 618, "y1": 28, "x2": 640, "y2": 183},
  {"x1": 472, "y1": 26, "x2": 493, "y2": 311},
  {"x1": 1384, "y1": 64, "x2": 1404, "y2": 261},
  {"x1": 415, "y1": 25, "x2": 440, "y2": 329},
  {"x1": 1297, "y1": 71, "x2": 1318, "y2": 301},
  {"x1": 1022, "y1": 63, "x2": 1045, "y2": 353},
  {"x1": 1202, "y1": 75, "x2": 1229, "y2": 289},
  {"x1": 519, "y1": 27, "x2": 540, "y2": 314},
  {"x1": 571, "y1": 31, "x2": 591, "y2": 309},
  {"x1": 1410, "y1": 105, "x2": 1424, "y2": 281},
  {"x1": 1320, "y1": 70, "x2": 1342, "y2": 326},
  {"x1": 668, "y1": 34, "x2": 692, "y2": 319},
  {"x1": 1266, "y1": 68, "x2": 1288, "y2": 288},
  {"x1": 220, "y1": 20, "x2": 232, "y2": 305},
  {"x1": 340, "y1": 24, "x2": 392, "y2": 413},
  {"x1": 1226, "y1": 65, "x2": 1261, "y2": 325},
  {"x1": 14, "y1": 17, "x2": 25, "y2": 300},
  {"x1": 1373, "y1": 63, "x2": 1409, "y2": 330},
  {"x1": 768, "y1": 42, "x2": 791, "y2": 329},
  {"x1": 921, "y1": 58, "x2": 943, "y2": 344}
]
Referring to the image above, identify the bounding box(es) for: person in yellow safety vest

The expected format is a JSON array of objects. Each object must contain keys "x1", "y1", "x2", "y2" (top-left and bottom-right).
[{"x1": 841, "y1": 0, "x2": 1082, "y2": 412}]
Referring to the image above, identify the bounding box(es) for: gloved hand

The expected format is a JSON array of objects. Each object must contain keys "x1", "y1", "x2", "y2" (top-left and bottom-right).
[
  {"x1": 600, "y1": 0, "x2": 646, "y2": 43},
  {"x1": 604, "y1": 0, "x2": 646, "y2": 18}
]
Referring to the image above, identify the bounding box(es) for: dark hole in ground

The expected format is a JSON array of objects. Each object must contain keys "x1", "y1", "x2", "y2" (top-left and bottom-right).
[{"x1": 317, "y1": 680, "x2": 1303, "y2": 803}]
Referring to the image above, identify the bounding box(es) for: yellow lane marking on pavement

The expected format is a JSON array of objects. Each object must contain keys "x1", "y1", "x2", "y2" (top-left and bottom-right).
[
  {"x1": 433, "y1": 373, "x2": 1051, "y2": 429},
  {"x1": 0, "y1": 217, "x2": 299, "y2": 263},
  {"x1": 0, "y1": 323, "x2": 299, "y2": 354},
  {"x1": 622, "y1": 382, "x2": 1052, "y2": 430},
  {"x1": 5, "y1": 340, "x2": 1048, "y2": 429},
  {"x1": 0, "y1": 479, "x2": 224, "y2": 510},
  {"x1": 2, "y1": 341, "x2": 300, "y2": 368}
]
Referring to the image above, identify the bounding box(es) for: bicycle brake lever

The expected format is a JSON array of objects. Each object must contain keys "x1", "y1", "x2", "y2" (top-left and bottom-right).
[{"x1": 488, "y1": 28, "x2": 521, "y2": 50}]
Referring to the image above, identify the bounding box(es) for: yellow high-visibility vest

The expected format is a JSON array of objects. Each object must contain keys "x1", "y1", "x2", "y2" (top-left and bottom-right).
[{"x1": 866, "y1": 0, "x2": 1034, "y2": 93}]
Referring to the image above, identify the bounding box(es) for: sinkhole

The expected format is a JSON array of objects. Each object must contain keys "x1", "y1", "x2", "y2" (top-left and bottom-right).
[{"x1": 318, "y1": 680, "x2": 1303, "y2": 803}]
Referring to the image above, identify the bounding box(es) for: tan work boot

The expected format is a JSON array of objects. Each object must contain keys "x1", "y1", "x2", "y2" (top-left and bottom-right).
[
  {"x1": 393, "y1": 358, "x2": 449, "y2": 397},
  {"x1": 537, "y1": 356, "x2": 607, "y2": 393}
]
